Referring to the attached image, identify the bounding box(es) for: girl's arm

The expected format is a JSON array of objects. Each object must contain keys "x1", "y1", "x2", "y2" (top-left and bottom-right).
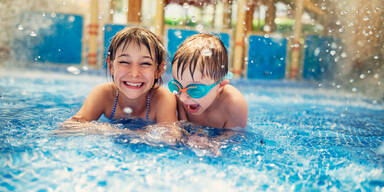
[{"x1": 72, "y1": 83, "x2": 113, "y2": 122}]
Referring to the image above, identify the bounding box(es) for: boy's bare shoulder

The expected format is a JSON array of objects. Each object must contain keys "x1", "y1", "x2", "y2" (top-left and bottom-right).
[
  {"x1": 151, "y1": 87, "x2": 176, "y2": 103},
  {"x1": 221, "y1": 85, "x2": 248, "y2": 128},
  {"x1": 222, "y1": 85, "x2": 246, "y2": 105}
]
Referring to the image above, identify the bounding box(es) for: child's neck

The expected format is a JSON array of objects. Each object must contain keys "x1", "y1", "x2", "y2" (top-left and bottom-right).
[{"x1": 118, "y1": 90, "x2": 151, "y2": 117}]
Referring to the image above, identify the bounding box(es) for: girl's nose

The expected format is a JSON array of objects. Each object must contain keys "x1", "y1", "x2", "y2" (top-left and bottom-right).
[{"x1": 129, "y1": 65, "x2": 141, "y2": 76}]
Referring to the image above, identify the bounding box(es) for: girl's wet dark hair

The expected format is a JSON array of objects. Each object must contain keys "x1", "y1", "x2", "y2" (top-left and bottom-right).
[
  {"x1": 172, "y1": 33, "x2": 228, "y2": 81},
  {"x1": 107, "y1": 26, "x2": 167, "y2": 87}
]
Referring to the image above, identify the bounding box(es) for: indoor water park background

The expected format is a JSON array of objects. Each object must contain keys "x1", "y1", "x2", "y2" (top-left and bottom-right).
[{"x1": 1, "y1": 0, "x2": 384, "y2": 191}]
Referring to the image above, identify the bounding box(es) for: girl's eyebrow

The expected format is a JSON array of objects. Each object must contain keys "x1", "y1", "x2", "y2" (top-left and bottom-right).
[
  {"x1": 142, "y1": 55, "x2": 153, "y2": 60},
  {"x1": 118, "y1": 53, "x2": 130, "y2": 58}
]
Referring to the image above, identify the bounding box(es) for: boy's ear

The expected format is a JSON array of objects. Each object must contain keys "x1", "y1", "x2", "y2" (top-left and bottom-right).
[
  {"x1": 220, "y1": 79, "x2": 229, "y2": 87},
  {"x1": 218, "y1": 79, "x2": 229, "y2": 92},
  {"x1": 156, "y1": 61, "x2": 166, "y2": 78}
]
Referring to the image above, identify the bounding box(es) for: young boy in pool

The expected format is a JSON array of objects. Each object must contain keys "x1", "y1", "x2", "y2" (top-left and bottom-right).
[
  {"x1": 169, "y1": 33, "x2": 248, "y2": 129},
  {"x1": 61, "y1": 26, "x2": 180, "y2": 143}
]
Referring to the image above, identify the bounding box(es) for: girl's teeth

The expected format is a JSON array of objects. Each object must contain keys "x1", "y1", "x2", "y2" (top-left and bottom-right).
[{"x1": 125, "y1": 82, "x2": 142, "y2": 87}]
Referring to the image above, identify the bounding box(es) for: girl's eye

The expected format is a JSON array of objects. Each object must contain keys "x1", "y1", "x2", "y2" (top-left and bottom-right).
[
  {"x1": 118, "y1": 61, "x2": 130, "y2": 64},
  {"x1": 141, "y1": 62, "x2": 152, "y2": 66}
]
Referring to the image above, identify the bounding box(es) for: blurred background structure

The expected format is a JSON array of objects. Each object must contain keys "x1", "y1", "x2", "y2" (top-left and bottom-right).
[{"x1": 0, "y1": 0, "x2": 383, "y2": 99}]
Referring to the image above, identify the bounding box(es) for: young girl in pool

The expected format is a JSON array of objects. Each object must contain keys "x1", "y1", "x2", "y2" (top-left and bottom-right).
[
  {"x1": 72, "y1": 26, "x2": 177, "y2": 123},
  {"x1": 61, "y1": 26, "x2": 180, "y2": 143}
]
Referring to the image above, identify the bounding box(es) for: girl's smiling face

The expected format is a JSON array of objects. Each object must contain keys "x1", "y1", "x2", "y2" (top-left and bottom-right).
[
  {"x1": 110, "y1": 42, "x2": 162, "y2": 99},
  {"x1": 172, "y1": 62, "x2": 221, "y2": 115}
]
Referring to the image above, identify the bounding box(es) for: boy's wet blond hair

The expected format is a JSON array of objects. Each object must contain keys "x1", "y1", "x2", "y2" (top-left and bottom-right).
[
  {"x1": 107, "y1": 26, "x2": 166, "y2": 86},
  {"x1": 172, "y1": 33, "x2": 228, "y2": 81}
]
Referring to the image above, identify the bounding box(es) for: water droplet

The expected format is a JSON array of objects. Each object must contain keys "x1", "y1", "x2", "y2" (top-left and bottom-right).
[
  {"x1": 17, "y1": 24, "x2": 24, "y2": 31},
  {"x1": 321, "y1": 5, "x2": 326, "y2": 10},
  {"x1": 374, "y1": 55, "x2": 379, "y2": 59},
  {"x1": 363, "y1": 16, "x2": 370, "y2": 21},
  {"x1": 221, "y1": 65, "x2": 225, "y2": 69},
  {"x1": 123, "y1": 107, "x2": 132, "y2": 114},
  {"x1": 196, "y1": 24, "x2": 204, "y2": 32},
  {"x1": 314, "y1": 48, "x2": 320, "y2": 56},
  {"x1": 352, "y1": 87, "x2": 357, "y2": 92},
  {"x1": 30, "y1": 31, "x2": 37, "y2": 37},
  {"x1": 175, "y1": 31, "x2": 182, "y2": 39},
  {"x1": 191, "y1": 16, "x2": 197, "y2": 23},
  {"x1": 264, "y1": 34, "x2": 270, "y2": 38},
  {"x1": 374, "y1": 74, "x2": 379, "y2": 79},
  {"x1": 67, "y1": 66, "x2": 80, "y2": 75},
  {"x1": 68, "y1": 16, "x2": 75, "y2": 22},
  {"x1": 172, "y1": 90, "x2": 178, "y2": 95},
  {"x1": 336, "y1": 20, "x2": 341, "y2": 25},
  {"x1": 349, "y1": 79, "x2": 354, "y2": 83},
  {"x1": 201, "y1": 48, "x2": 212, "y2": 57},
  {"x1": 341, "y1": 52, "x2": 347, "y2": 58},
  {"x1": 263, "y1": 25, "x2": 271, "y2": 32},
  {"x1": 330, "y1": 50, "x2": 336, "y2": 56},
  {"x1": 183, "y1": 3, "x2": 190, "y2": 9},
  {"x1": 359, "y1": 74, "x2": 366, "y2": 79}
]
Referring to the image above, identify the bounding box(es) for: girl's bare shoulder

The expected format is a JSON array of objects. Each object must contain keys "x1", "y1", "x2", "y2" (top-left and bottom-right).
[
  {"x1": 89, "y1": 82, "x2": 116, "y2": 101},
  {"x1": 151, "y1": 87, "x2": 176, "y2": 104}
]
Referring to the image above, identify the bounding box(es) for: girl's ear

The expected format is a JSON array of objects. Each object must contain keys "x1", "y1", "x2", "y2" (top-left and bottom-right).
[
  {"x1": 156, "y1": 61, "x2": 166, "y2": 78},
  {"x1": 108, "y1": 57, "x2": 114, "y2": 74}
]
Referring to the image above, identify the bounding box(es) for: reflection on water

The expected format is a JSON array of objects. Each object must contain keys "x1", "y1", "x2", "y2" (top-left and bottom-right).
[{"x1": 53, "y1": 118, "x2": 251, "y2": 158}]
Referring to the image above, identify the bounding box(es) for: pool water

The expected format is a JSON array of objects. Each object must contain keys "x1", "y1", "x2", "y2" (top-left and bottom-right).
[{"x1": 1, "y1": 67, "x2": 384, "y2": 191}]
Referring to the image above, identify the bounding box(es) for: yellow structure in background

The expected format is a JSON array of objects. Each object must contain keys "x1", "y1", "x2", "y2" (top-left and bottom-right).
[
  {"x1": 87, "y1": 0, "x2": 99, "y2": 67},
  {"x1": 232, "y1": 0, "x2": 247, "y2": 78}
]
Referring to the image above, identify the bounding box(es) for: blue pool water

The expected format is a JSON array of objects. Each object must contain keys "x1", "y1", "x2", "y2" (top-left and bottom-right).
[{"x1": 1, "y1": 67, "x2": 384, "y2": 191}]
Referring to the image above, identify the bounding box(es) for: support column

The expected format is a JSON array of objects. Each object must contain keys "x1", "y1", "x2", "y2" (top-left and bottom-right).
[
  {"x1": 109, "y1": 0, "x2": 116, "y2": 23},
  {"x1": 154, "y1": 0, "x2": 165, "y2": 37},
  {"x1": 289, "y1": 0, "x2": 304, "y2": 79},
  {"x1": 88, "y1": 0, "x2": 99, "y2": 67},
  {"x1": 127, "y1": 0, "x2": 142, "y2": 23},
  {"x1": 265, "y1": 0, "x2": 276, "y2": 32},
  {"x1": 232, "y1": 0, "x2": 247, "y2": 77},
  {"x1": 222, "y1": 0, "x2": 230, "y2": 29},
  {"x1": 245, "y1": 1, "x2": 255, "y2": 33}
]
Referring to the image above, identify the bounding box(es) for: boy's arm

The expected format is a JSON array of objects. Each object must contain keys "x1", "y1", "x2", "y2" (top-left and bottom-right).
[{"x1": 154, "y1": 87, "x2": 178, "y2": 123}]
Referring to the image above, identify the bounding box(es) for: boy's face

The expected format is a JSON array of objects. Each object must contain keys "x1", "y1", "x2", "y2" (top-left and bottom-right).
[{"x1": 171, "y1": 63, "x2": 221, "y2": 115}]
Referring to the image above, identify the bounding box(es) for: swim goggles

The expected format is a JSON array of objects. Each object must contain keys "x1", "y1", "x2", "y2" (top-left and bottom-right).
[{"x1": 168, "y1": 72, "x2": 232, "y2": 99}]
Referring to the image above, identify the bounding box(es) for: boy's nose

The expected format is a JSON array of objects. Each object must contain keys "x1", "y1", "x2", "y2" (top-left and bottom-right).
[{"x1": 178, "y1": 91, "x2": 190, "y2": 102}]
